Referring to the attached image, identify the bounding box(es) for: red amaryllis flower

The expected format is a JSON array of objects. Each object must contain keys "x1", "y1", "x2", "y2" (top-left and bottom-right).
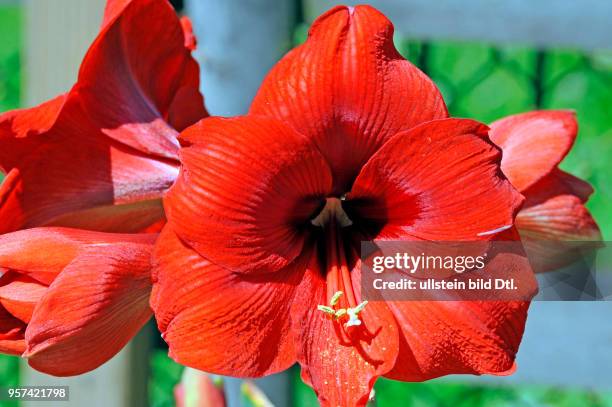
[
  {"x1": 0, "y1": 227, "x2": 154, "y2": 375},
  {"x1": 0, "y1": 0, "x2": 207, "y2": 235},
  {"x1": 490, "y1": 111, "x2": 602, "y2": 271},
  {"x1": 152, "y1": 6, "x2": 536, "y2": 406}
]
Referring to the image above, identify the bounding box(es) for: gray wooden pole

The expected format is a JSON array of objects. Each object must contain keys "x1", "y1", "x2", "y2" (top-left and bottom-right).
[
  {"x1": 21, "y1": 2, "x2": 152, "y2": 406},
  {"x1": 24, "y1": 0, "x2": 106, "y2": 106},
  {"x1": 185, "y1": 0, "x2": 296, "y2": 405},
  {"x1": 22, "y1": 325, "x2": 153, "y2": 407},
  {"x1": 186, "y1": 0, "x2": 296, "y2": 116}
]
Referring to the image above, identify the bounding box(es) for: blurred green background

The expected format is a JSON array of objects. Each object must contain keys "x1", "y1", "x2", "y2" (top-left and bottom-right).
[
  {"x1": 1, "y1": 3, "x2": 611, "y2": 407},
  {"x1": 0, "y1": 5, "x2": 21, "y2": 407},
  {"x1": 148, "y1": 349, "x2": 612, "y2": 407}
]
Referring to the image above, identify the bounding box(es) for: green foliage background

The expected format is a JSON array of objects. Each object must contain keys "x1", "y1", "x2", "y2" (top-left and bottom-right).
[
  {"x1": 0, "y1": 6, "x2": 21, "y2": 407},
  {"x1": 0, "y1": 5, "x2": 611, "y2": 407}
]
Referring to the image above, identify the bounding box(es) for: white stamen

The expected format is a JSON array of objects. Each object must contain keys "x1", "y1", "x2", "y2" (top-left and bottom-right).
[{"x1": 477, "y1": 224, "x2": 512, "y2": 237}]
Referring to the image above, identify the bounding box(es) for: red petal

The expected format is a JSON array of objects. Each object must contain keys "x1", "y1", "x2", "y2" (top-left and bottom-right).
[
  {"x1": 24, "y1": 233, "x2": 154, "y2": 376},
  {"x1": 0, "y1": 305, "x2": 26, "y2": 355},
  {"x1": 0, "y1": 227, "x2": 153, "y2": 284},
  {"x1": 517, "y1": 170, "x2": 602, "y2": 272},
  {"x1": 489, "y1": 110, "x2": 577, "y2": 192},
  {"x1": 101, "y1": 0, "x2": 131, "y2": 27},
  {"x1": 291, "y1": 256, "x2": 398, "y2": 407},
  {"x1": 0, "y1": 227, "x2": 97, "y2": 284},
  {"x1": 348, "y1": 119, "x2": 523, "y2": 240},
  {"x1": 43, "y1": 199, "x2": 166, "y2": 234},
  {"x1": 0, "y1": 169, "x2": 24, "y2": 233},
  {"x1": 180, "y1": 16, "x2": 197, "y2": 51},
  {"x1": 0, "y1": 274, "x2": 47, "y2": 323},
  {"x1": 250, "y1": 5, "x2": 447, "y2": 192},
  {"x1": 0, "y1": 94, "x2": 66, "y2": 171},
  {"x1": 386, "y1": 300, "x2": 530, "y2": 380},
  {"x1": 165, "y1": 116, "x2": 332, "y2": 274},
  {"x1": 0, "y1": 0, "x2": 207, "y2": 234},
  {"x1": 0, "y1": 98, "x2": 177, "y2": 234},
  {"x1": 151, "y1": 227, "x2": 297, "y2": 376},
  {"x1": 77, "y1": 0, "x2": 207, "y2": 159}
]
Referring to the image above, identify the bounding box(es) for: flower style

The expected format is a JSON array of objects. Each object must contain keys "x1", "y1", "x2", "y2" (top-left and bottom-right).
[
  {"x1": 0, "y1": 227, "x2": 154, "y2": 375},
  {"x1": 490, "y1": 111, "x2": 602, "y2": 271},
  {"x1": 0, "y1": 0, "x2": 207, "y2": 235},
  {"x1": 152, "y1": 6, "x2": 536, "y2": 406}
]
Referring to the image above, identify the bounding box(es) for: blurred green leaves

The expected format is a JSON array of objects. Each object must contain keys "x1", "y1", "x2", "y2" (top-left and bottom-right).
[
  {"x1": 150, "y1": 354, "x2": 612, "y2": 407},
  {"x1": 0, "y1": 6, "x2": 21, "y2": 401},
  {"x1": 0, "y1": 355, "x2": 19, "y2": 407},
  {"x1": 0, "y1": 5, "x2": 21, "y2": 185},
  {"x1": 149, "y1": 351, "x2": 184, "y2": 407},
  {"x1": 395, "y1": 39, "x2": 612, "y2": 239},
  {"x1": 0, "y1": 6, "x2": 21, "y2": 113},
  {"x1": 292, "y1": 366, "x2": 612, "y2": 407}
]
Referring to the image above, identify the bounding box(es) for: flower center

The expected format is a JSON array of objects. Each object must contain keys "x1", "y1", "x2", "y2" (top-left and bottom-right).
[
  {"x1": 311, "y1": 197, "x2": 353, "y2": 228},
  {"x1": 310, "y1": 198, "x2": 372, "y2": 337}
]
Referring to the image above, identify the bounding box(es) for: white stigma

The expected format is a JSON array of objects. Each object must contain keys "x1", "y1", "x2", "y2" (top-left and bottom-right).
[{"x1": 345, "y1": 301, "x2": 368, "y2": 327}]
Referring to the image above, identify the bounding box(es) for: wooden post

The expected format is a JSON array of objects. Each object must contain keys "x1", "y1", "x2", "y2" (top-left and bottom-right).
[
  {"x1": 22, "y1": 325, "x2": 153, "y2": 407},
  {"x1": 23, "y1": 0, "x2": 106, "y2": 106},
  {"x1": 21, "y1": 2, "x2": 153, "y2": 406},
  {"x1": 304, "y1": 0, "x2": 612, "y2": 50},
  {"x1": 186, "y1": 0, "x2": 296, "y2": 116},
  {"x1": 185, "y1": 0, "x2": 296, "y2": 405}
]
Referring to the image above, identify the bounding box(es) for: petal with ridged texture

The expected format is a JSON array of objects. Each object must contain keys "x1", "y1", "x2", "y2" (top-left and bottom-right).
[
  {"x1": 24, "y1": 233, "x2": 155, "y2": 376},
  {"x1": 386, "y1": 300, "x2": 530, "y2": 381},
  {"x1": 151, "y1": 227, "x2": 298, "y2": 376},
  {"x1": 0, "y1": 98, "x2": 177, "y2": 234},
  {"x1": 489, "y1": 110, "x2": 577, "y2": 192},
  {"x1": 165, "y1": 116, "x2": 332, "y2": 274},
  {"x1": 291, "y1": 254, "x2": 398, "y2": 407},
  {"x1": 250, "y1": 5, "x2": 447, "y2": 192},
  {"x1": 79, "y1": 0, "x2": 207, "y2": 159},
  {"x1": 517, "y1": 170, "x2": 602, "y2": 272},
  {"x1": 347, "y1": 119, "x2": 523, "y2": 241}
]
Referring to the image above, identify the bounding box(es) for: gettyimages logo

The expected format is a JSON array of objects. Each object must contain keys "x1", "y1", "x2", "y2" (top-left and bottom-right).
[{"x1": 361, "y1": 240, "x2": 610, "y2": 301}]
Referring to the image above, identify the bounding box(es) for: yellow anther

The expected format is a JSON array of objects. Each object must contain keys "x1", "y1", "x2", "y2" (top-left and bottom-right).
[
  {"x1": 317, "y1": 305, "x2": 335, "y2": 315},
  {"x1": 330, "y1": 291, "x2": 343, "y2": 306}
]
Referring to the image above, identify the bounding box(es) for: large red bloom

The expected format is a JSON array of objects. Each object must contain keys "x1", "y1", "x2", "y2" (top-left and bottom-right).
[
  {"x1": 0, "y1": 0, "x2": 207, "y2": 234},
  {"x1": 490, "y1": 111, "x2": 602, "y2": 271},
  {"x1": 0, "y1": 227, "x2": 153, "y2": 375},
  {"x1": 153, "y1": 6, "x2": 536, "y2": 406}
]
